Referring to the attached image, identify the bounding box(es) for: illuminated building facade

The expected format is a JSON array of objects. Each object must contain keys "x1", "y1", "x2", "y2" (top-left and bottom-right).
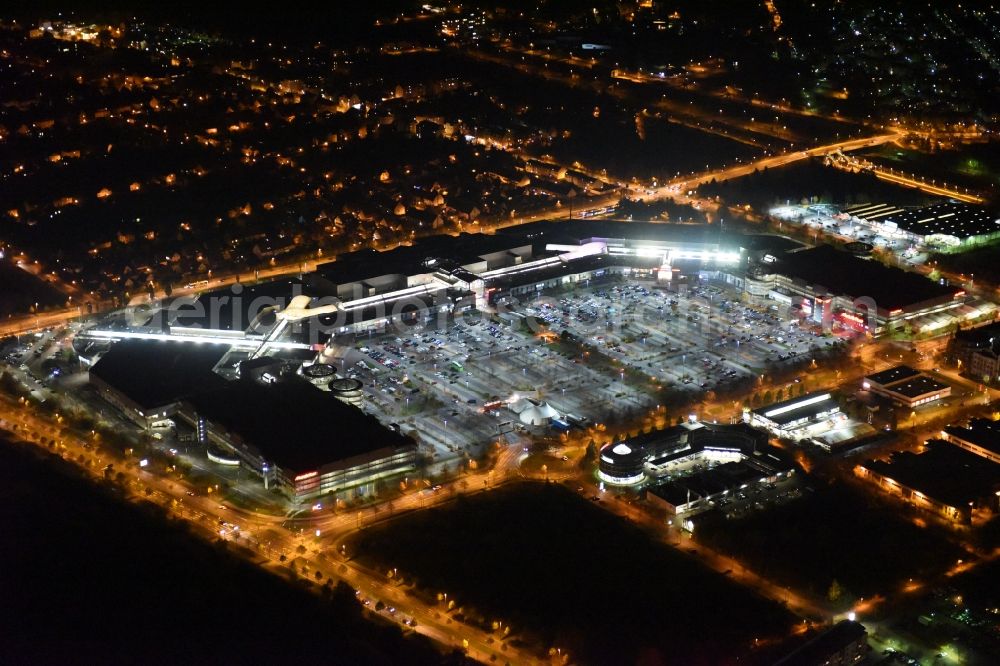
[
  {"x1": 856, "y1": 439, "x2": 1000, "y2": 525},
  {"x1": 761, "y1": 245, "x2": 966, "y2": 336},
  {"x1": 181, "y1": 376, "x2": 417, "y2": 502},
  {"x1": 749, "y1": 391, "x2": 842, "y2": 437}
]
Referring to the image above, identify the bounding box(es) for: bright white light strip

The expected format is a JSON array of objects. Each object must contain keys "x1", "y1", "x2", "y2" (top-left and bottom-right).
[
  {"x1": 597, "y1": 470, "x2": 645, "y2": 486},
  {"x1": 82, "y1": 328, "x2": 311, "y2": 350},
  {"x1": 171, "y1": 327, "x2": 248, "y2": 338},
  {"x1": 763, "y1": 393, "x2": 832, "y2": 418},
  {"x1": 544, "y1": 241, "x2": 607, "y2": 260},
  {"x1": 670, "y1": 250, "x2": 742, "y2": 263},
  {"x1": 336, "y1": 281, "x2": 447, "y2": 312},
  {"x1": 250, "y1": 318, "x2": 291, "y2": 359},
  {"x1": 481, "y1": 242, "x2": 617, "y2": 279},
  {"x1": 602, "y1": 246, "x2": 741, "y2": 264},
  {"x1": 480, "y1": 256, "x2": 564, "y2": 279}
]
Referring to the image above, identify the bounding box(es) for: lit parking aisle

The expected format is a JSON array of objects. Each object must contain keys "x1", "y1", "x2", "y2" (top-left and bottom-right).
[{"x1": 332, "y1": 276, "x2": 845, "y2": 458}]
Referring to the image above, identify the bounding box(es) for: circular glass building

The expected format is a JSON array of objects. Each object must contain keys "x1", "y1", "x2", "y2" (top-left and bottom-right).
[{"x1": 597, "y1": 441, "x2": 647, "y2": 485}]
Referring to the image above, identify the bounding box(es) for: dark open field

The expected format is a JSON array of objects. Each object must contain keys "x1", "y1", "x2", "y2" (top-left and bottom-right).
[
  {"x1": 696, "y1": 484, "x2": 967, "y2": 603},
  {"x1": 0, "y1": 260, "x2": 66, "y2": 317},
  {"x1": 0, "y1": 435, "x2": 460, "y2": 666},
  {"x1": 698, "y1": 158, "x2": 939, "y2": 211},
  {"x1": 530, "y1": 115, "x2": 764, "y2": 181},
  {"x1": 349, "y1": 482, "x2": 797, "y2": 666},
  {"x1": 930, "y1": 244, "x2": 1000, "y2": 285}
]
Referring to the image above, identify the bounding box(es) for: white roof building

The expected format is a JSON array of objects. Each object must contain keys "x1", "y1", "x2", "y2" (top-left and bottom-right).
[{"x1": 519, "y1": 401, "x2": 559, "y2": 426}]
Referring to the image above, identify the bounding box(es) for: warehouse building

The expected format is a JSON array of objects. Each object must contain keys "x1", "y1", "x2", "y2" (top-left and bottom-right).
[
  {"x1": 847, "y1": 201, "x2": 1000, "y2": 250},
  {"x1": 646, "y1": 454, "x2": 793, "y2": 517},
  {"x1": 762, "y1": 245, "x2": 966, "y2": 335},
  {"x1": 855, "y1": 439, "x2": 1000, "y2": 524},
  {"x1": 942, "y1": 418, "x2": 1000, "y2": 465},
  {"x1": 880, "y1": 202, "x2": 1000, "y2": 250},
  {"x1": 774, "y1": 620, "x2": 869, "y2": 666},
  {"x1": 82, "y1": 219, "x2": 983, "y2": 362}
]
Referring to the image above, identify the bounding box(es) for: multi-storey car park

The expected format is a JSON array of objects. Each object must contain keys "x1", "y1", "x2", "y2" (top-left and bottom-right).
[
  {"x1": 74, "y1": 220, "x2": 997, "y2": 504},
  {"x1": 181, "y1": 373, "x2": 419, "y2": 501}
]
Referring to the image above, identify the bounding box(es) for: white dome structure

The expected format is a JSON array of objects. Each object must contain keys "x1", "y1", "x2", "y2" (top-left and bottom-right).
[{"x1": 519, "y1": 401, "x2": 559, "y2": 426}]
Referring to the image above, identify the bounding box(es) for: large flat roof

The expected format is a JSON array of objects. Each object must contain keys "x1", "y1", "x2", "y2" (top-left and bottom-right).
[
  {"x1": 485, "y1": 253, "x2": 661, "y2": 291},
  {"x1": 648, "y1": 458, "x2": 784, "y2": 505},
  {"x1": 776, "y1": 245, "x2": 956, "y2": 312},
  {"x1": 90, "y1": 339, "x2": 229, "y2": 411},
  {"x1": 186, "y1": 377, "x2": 414, "y2": 473},
  {"x1": 739, "y1": 234, "x2": 805, "y2": 254},
  {"x1": 865, "y1": 364, "x2": 921, "y2": 387},
  {"x1": 846, "y1": 202, "x2": 904, "y2": 221},
  {"x1": 861, "y1": 440, "x2": 1000, "y2": 508},
  {"x1": 629, "y1": 423, "x2": 774, "y2": 464},
  {"x1": 945, "y1": 419, "x2": 1000, "y2": 456},
  {"x1": 884, "y1": 374, "x2": 949, "y2": 399},
  {"x1": 169, "y1": 278, "x2": 318, "y2": 332},
  {"x1": 301, "y1": 288, "x2": 472, "y2": 336},
  {"x1": 497, "y1": 219, "x2": 741, "y2": 248},
  {"x1": 647, "y1": 481, "x2": 694, "y2": 506},
  {"x1": 315, "y1": 233, "x2": 544, "y2": 285},
  {"x1": 775, "y1": 620, "x2": 867, "y2": 666},
  {"x1": 315, "y1": 222, "x2": 747, "y2": 290},
  {"x1": 884, "y1": 202, "x2": 1000, "y2": 240}
]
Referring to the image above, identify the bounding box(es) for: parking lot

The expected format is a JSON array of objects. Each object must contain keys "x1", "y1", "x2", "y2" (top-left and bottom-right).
[
  {"x1": 770, "y1": 204, "x2": 928, "y2": 265},
  {"x1": 524, "y1": 282, "x2": 831, "y2": 389},
  {"x1": 673, "y1": 475, "x2": 804, "y2": 524},
  {"x1": 339, "y1": 278, "x2": 840, "y2": 461}
]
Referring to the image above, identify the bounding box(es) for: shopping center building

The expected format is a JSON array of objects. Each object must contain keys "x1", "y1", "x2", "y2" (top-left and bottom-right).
[{"x1": 179, "y1": 372, "x2": 418, "y2": 502}]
